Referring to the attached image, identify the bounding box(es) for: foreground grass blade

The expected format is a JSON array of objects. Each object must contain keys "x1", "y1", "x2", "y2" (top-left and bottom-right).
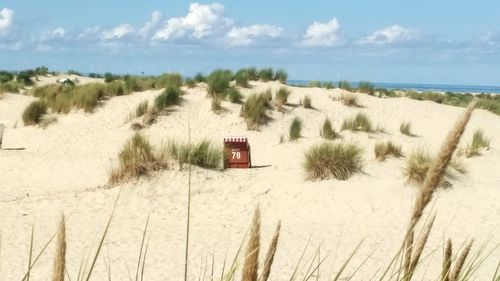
[
  {"x1": 135, "y1": 213, "x2": 151, "y2": 281},
  {"x1": 27, "y1": 225, "x2": 34, "y2": 281},
  {"x1": 332, "y1": 239, "x2": 364, "y2": 281}
]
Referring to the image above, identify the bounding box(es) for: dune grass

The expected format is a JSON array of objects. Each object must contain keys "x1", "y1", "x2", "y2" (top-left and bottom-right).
[
  {"x1": 0, "y1": 80, "x2": 23, "y2": 94},
  {"x1": 465, "y1": 129, "x2": 490, "y2": 157},
  {"x1": 308, "y1": 81, "x2": 322, "y2": 88},
  {"x1": 155, "y1": 86, "x2": 182, "y2": 110},
  {"x1": 340, "y1": 93, "x2": 360, "y2": 107},
  {"x1": 304, "y1": 141, "x2": 363, "y2": 180},
  {"x1": 22, "y1": 100, "x2": 48, "y2": 125},
  {"x1": 289, "y1": 117, "x2": 303, "y2": 141},
  {"x1": 302, "y1": 95, "x2": 312, "y2": 109},
  {"x1": 274, "y1": 69, "x2": 288, "y2": 83},
  {"x1": 185, "y1": 78, "x2": 196, "y2": 88},
  {"x1": 275, "y1": 87, "x2": 290, "y2": 108},
  {"x1": 374, "y1": 141, "x2": 403, "y2": 161},
  {"x1": 258, "y1": 68, "x2": 274, "y2": 82},
  {"x1": 341, "y1": 113, "x2": 373, "y2": 132},
  {"x1": 234, "y1": 69, "x2": 250, "y2": 87},
  {"x1": 320, "y1": 118, "x2": 337, "y2": 140},
  {"x1": 403, "y1": 148, "x2": 467, "y2": 189},
  {"x1": 165, "y1": 139, "x2": 223, "y2": 170},
  {"x1": 400, "y1": 122, "x2": 414, "y2": 136},
  {"x1": 338, "y1": 80, "x2": 352, "y2": 91},
  {"x1": 357, "y1": 81, "x2": 375, "y2": 95},
  {"x1": 240, "y1": 92, "x2": 271, "y2": 130},
  {"x1": 226, "y1": 87, "x2": 243, "y2": 104},
  {"x1": 135, "y1": 101, "x2": 149, "y2": 118},
  {"x1": 109, "y1": 133, "x2": 168, "y2": 184}
]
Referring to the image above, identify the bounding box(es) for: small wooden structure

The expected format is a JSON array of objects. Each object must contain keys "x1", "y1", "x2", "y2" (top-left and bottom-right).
[
  {"x1": 224, "y1": 137, "x2": 251, "y2": 168},
  {"x1": 0, "y1": 123, "x2": 4, "y2": 150}
]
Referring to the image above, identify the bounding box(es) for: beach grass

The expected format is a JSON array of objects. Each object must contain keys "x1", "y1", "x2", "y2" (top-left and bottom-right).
[
  {"x1": 341, "y1": 113, "x2": 373, "y2": 132},
  {"x1": 22, "y1": 100, "x2": 48, "y2": 125},
  {"x1": 340, "y1": 93, "x2": 360, "y2": 107},
  {"x1": 320, "y1": 118, "x2": 337, "y2": 140},
  {"x1": 302, "y1": 95, "x2": 312, "y2": 109},
  {"x1": 165, "y1": 139, "x2": 223, "y2": 170},
  {"x1": 357, "y1": 81, "x2": 375, "y2": 95},
  {"x1": 155, "y1": 86, "x2": 182, "y2": 110},
  {"x1": 465, "y1": 128, "x2": 490, "y2": 157},
  {"x1": 275, "y1": 87, "x2": 291, "y2": 107},
  {"x1": 289, "y1": 117, "x2": 303, "y2": 141},
  {"x1": 258, "y1": 68, "x2": 274, "y2": 82},
  {"x1": 338, "y1": 80, "x2": 352, "y2": 91},
  {"x1": 374, "y1": 141, "x2": 403, "y2": 161},
  {"x1": 240, "y1": 92, "x2": 271, "y2": 130},
  {"x1": 304, "y1": 141, "x2": 363, "y2": 180},
  {"x1": 400, "y1": 122, "x2": 414, "y2": 136}
]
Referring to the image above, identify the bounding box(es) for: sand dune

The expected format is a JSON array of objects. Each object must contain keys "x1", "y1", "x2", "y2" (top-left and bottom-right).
[{"x1": 0, "y1": 79, "x2": 499, "y2": 280}]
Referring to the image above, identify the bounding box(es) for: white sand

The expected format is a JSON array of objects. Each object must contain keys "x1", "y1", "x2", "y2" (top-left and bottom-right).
[{"x1": 0, "y1": 79, "x2": 499, "y2": 280}]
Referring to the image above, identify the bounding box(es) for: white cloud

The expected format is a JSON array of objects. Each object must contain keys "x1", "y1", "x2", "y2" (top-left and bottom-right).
[
  {"x1": 139, "y1": 10, "x2": 162, "y2": 38},
  {"x1": 227, "y1": 24, "x2": 282, "y2": 46},
  {"x1": 301, "y1": 18, "x2": 343, "y2": 47},
  {"x1": 359, "y1": 25, "x2": 419, "y2": 45},
  {"x1": 102, "y1": 24, "x2": 133, "y2": 40},
  {"x1": 40, "y1": 27, "x2": 66, "y2": 41},
  {"x1": 0, "y1": 8, "x2": 14, "y2": 36},
  {"x1": 152, "y1": 2, "x2": 231, "y2": 41}
]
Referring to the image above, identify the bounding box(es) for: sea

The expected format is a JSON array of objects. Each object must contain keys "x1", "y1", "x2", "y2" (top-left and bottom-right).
[{"x1": 288, "y1": 80, "x2": 500, "y2": 94}]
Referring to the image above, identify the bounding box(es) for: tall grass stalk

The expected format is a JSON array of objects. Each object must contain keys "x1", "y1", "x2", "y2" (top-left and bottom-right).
[{"x1": 52, "y1": 216, "x2": 66, "y2": 281}]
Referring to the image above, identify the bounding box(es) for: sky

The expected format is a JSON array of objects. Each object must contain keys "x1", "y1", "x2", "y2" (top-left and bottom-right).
[{"x1": 1, "y1": 0, "x2": 499, "y2": 85}]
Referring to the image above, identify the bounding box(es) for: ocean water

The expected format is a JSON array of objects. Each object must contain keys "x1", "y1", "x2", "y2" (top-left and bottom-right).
[{"x1": 288, "y1": 80, "x2": 500, "y2": 94}]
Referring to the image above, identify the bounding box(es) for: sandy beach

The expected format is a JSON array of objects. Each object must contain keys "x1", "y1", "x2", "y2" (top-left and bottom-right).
[{"x1": 0, "y1": 76, "x2": 498, "y2": 280}]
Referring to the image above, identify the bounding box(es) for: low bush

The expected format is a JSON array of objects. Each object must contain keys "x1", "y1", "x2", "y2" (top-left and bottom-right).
[
  {"x1": 289, "y1": 117, "x2": 302, "y2": 141},
  {"x1": 240, "y1": 92, "x2": 271, "y2": 130},
  {"x1": 17, "y1": 70, "x2": 34, "y2": 85},
  {"x1": 403, "y1": 148, "x2": 466, "y2": 188},
  {"x1": 341, "y1": 113, "x2": 373, "y2": 132},
  {"x1": 22, "y1": 100, "x2": 48, "y2": 125},
  {"x1": 109, "y1": 133, "x2": 168, "y2": 184},
  {"x1": 0, "y1": 70, "x2": 14, "y2": 83},
  {"x1": 155, "y1": 86, "x2": 182, "y2": 110},
  {"x1": 302, "y1": 95, "x2": 312, "y2": 108},
  {"x1": 374, "y1": 141, "x2": 403, "y2": 161},
  {"x1": 165, "y1": 139, "x2": 223, "y2": 170},
  {"x1": 185, "y1": 78, "x2": 196, "y2": 88},
  {"x1": 320, "y1": 118, "x2": 337, "y2": 140},
  {"x1": 0, "y1": 80, "x2": 23, "y2": 94},
  {"x1": 304, "y1": 141, "x2": 363, "y2": 180},
  {"x1": 194, "y1": 72, "x2": 206, "y2": 83}
]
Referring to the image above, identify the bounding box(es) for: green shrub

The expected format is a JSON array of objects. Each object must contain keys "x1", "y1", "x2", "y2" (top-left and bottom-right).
[
  {"x1": 109, "y1": 133, "x2": 168, "y2": 184},
  {"x1": 338, "y1": 80, "x2": 351, "y2": 91},
  {"x1": 104, "y1": 72, "x2": 116, "y2": 83},
  {"x1": 400, "y1": 122, "x2": 413, "y2": 136},
  {"x1": 0, "y1": 71, "x2": 14, "y2": 83},
  {"x1": 135, "y1": 101, "x2": 149, "y2": 117},
  {"x1": 156, "y1": 72, "x2": 183, "y2": 89},
  {"x1": 185, "y1": 78, "x2": 196, "y2": 88},
  {"x1": 320, "y1": 118, "x2": 337, "y2": 140},
  {"x1": 22, "y1": 100, "x2": 48, "y2": 125},
  {"x1": 0, "y1": 80, "x2": 23, "y2": 94},
  {"x1": 304, "y1": 141, "x2": 363, "y2": 180},
  {"x1": 465, "y1": 129, "x2": 490, "y2": 157},
  {"x1": 403, "y1": 148, "x2": 466, "y2": 188},
  {"x1": 194, "y1": 72, "x2": 206, "y2": 83},
  {"x1": 227, "y1": 87, "x2": 243, "y2": 103},
  {"x1": 341, "y1": 113, "x2": 373, "y2": 132},
  {"x1": 234, "y1": 69, "x2": 250, "y2": 87},
  {"x1": 340, "y1": 93, "x2": 359, "y2": 107},
  {"x1": 17, "y1": 70, "x2": 34, "y2": 85},
  {"x1": 374, "y1": 141, "x2": 403, "y2": 161},
  {"x1": 322, "y1": 82, "x2": 335, "y2": 89},
  {"x1": 155, "y1": 86, "x2": 182, "y2": 110},
  {"x1": 274, "y1": 69, "x2": 288, "y2": 83},
  {"x1": 240, "y1": 92, "x2": 271, "y2": 130},
  {"x1": 308, "y1": 81, "x2": 322, "y2": 88},
  {"x1": 302, "y1": 95, "x2": 312, "y2": 109},
  {"x1": 258, "y1": 68, "x2": 274, "y2": 82},
  {"x1": 207, "y1": 69, "x2": 232, "y2": 98},
  {"x1": 358, "y1": 81, "x2": 375, "y2": 95},
  {"x1": 166, "y1": 139, "x2": 223, "y2": 170},
  {"x1": 34, "y1": 66, "x2": 49, "y2": 76},
  {"x1": 246, "y1": 67, "x2": 259, "y2": 80},
  {"x1": 275, "y1": 87, "x2": 291, "y2": 107},
  {"x1": 289, "y1": 117, "x2": 303, "y2": 141},
  {"x1": 67, "y1": 69, "x2": 82, "y2": 76},
  {"x1": 88, "y1": 73, "x2": 103, "y2": 78}
]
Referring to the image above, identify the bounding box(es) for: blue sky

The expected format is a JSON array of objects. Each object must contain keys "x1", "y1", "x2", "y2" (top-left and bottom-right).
[{"x1": 1, "y1": 1, "x2": 499, "y2": 85}]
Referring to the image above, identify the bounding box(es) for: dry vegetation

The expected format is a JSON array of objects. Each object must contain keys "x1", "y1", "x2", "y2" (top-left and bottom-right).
[
  {"x1": 400, "y1": 121, "x2": 414, "y2": 136},
  {"x1": 304, "y1": 141, "x2": 363, "y2": 180},
  {"x1": 240, "y1": 92, "x2": 272, "y2": 130},
  {"x1": 165, "y1": 139, "x2": 223, "y2": 170},
  {"x1": 341, "y1": 112, "x2": 373, "y2": 132},
  {"x1": 340, "y1": 93, "x2": 360, "y2": 107},
  {"x1": 320, "y1": 118, "x2": 337, "y2": 140},
  {"x1": 374, "y1": 141, "x2": 403, "y2": 161},
  {"x1": 464, "y1": 128, "x2": 490, "y2": 157}
]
